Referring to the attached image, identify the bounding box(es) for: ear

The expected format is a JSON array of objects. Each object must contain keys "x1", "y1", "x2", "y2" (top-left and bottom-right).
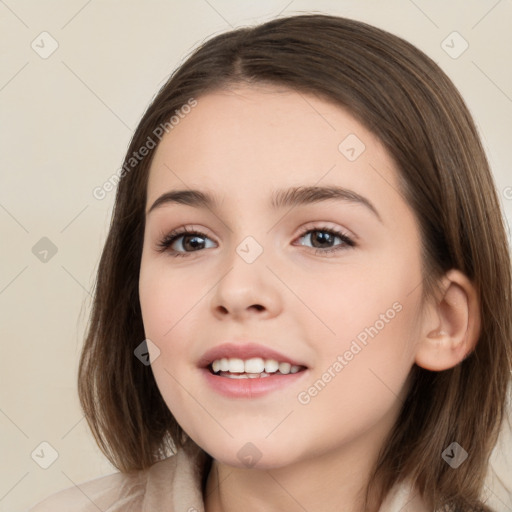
[{"x1": 415, "y1": 269, "x2": 481, "y2": 371}]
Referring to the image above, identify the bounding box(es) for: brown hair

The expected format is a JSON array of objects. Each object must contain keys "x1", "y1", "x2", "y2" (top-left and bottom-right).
[{"x1": 78, "y1": 13, "x2": 512, "y2": 511}]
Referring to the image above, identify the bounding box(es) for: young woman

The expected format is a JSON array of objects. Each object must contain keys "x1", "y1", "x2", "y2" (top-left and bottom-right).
[{"x1": 30, "y1": 13, "x2": 511, "y2": 512}]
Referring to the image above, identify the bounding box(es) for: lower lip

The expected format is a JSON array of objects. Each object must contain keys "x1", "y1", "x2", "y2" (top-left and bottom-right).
[{"x1": 201, "y1": 368, "x2": 309, "y2": 398}]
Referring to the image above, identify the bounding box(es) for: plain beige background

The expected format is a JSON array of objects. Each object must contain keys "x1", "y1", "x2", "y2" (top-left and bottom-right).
[{"x1": 1, "y1": 1, "x2": 511, "y2": 511}]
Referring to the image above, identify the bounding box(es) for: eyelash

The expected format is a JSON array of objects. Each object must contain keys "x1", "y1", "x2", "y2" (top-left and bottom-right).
[{"x1": 157, "y1": 225, "x2": 355, "y2": 258}]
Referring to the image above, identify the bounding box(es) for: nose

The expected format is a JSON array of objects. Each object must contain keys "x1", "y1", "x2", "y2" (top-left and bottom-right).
[{"x1": 210, "y1": 246, "x2": 282, "y2": 322}]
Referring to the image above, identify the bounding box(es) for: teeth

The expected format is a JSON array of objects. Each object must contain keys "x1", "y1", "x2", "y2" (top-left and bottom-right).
[
  {"x1": 264, "y1": 359, "x2": 279, "y2": 373},
  {"x1": 245, "y1": 357, "x2": 265, "y2": 373},
  {"x1": 228, "y1": 358, "x2": 245, "y2": 373},
  {"x1": 224, "y1": 372, "x2": 272, "y2": 379},
  {"x1": 279, "y1": 362, "x2": 291, "y2": 374},
  {"x1": 210, "y1": 357, "x2": 303, "y2": 375}
]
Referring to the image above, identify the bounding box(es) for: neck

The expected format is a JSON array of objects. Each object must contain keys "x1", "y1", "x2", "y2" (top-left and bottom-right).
[{"x1": 203, "y1": 430, "x2": 385, "y2": 512}]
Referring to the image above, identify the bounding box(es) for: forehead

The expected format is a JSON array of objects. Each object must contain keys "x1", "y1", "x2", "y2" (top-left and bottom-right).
[{"x1": 146, "y1": 84, "x2": 403, "y2": 215}]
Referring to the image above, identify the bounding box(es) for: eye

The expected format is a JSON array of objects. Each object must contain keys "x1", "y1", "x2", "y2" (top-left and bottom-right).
[
  {"x1": 294, "y1": 226, "x2": 355, "y2": 255},
  {"x1": 156, "y1": 226, "x2": 216, "y2": 257},
  {"x1": 156, "y1": 225, "x2": 355, "y2": 258}
]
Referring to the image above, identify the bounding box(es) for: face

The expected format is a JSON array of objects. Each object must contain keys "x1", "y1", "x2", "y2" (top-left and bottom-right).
[{"x1": 139, "y1": 84, "x2": 426, "y2": 470}]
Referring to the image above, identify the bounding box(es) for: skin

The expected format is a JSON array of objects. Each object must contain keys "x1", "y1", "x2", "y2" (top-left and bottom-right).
[{"x1": 138, "y1": 84, "x2": 480, "y2": 512}]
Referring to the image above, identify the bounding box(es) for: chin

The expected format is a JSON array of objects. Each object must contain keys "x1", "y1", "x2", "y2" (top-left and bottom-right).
[{"x1": 197, "y1": 437, "x2": 305, "y2": 471}]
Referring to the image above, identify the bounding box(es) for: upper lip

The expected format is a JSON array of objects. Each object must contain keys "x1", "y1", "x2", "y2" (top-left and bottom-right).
[{"x1": 198, "y1": 342, "x2": 308, "y2": 369}]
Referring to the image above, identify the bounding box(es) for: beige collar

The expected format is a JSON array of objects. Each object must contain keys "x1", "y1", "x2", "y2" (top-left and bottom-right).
[{"x1": 142, "y1": 443, "x2": 429, "y2": 512}]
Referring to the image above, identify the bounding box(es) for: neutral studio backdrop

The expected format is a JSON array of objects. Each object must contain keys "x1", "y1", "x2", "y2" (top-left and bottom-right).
[{"x1": 1, "y1": 1, "x2": 512, "y2": 511}]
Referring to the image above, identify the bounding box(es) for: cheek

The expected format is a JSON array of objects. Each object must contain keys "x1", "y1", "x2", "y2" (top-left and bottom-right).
[
  {"x1": 295, "y1": 258, "x2": 422, "y2": 401},
  {"x1": 138, "y1": 262, "x2": 200, "y2": 434},
  {"x1": 138, "y1": 257, "x2": 206, "y2": 388},
  {"x1": 291, "y1": 256, "x2": 419, "y2": 346},
  {"x1": 295, "y1": 296, "x2": 419, "y2": 439},
  {"x1": 139, "y1": 257, "x2": 202, "y2": 341}
]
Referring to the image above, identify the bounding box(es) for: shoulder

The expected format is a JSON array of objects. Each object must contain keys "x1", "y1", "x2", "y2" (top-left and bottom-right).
[
  {"x1": 28, "y1": 468, "x2": 146, "y2": 512},
  {"x1": 28, "y1": 445, "x2": 207, "y2": 511},
  {"x1": 379, "y1": 479, "x2": 431, "y2": 512}
]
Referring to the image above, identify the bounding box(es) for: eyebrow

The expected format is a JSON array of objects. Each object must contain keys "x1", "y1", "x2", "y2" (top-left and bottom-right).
[{"x1": 147, "y1": 185, "x2": 382, "y2": 222}]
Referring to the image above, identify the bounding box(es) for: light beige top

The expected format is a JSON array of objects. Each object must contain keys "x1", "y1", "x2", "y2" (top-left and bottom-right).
[{"x1": 28, "y1": 444, "x2": 430, "y2": 512}]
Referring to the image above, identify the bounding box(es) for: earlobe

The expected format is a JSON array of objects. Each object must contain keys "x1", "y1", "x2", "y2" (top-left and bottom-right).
[{"x1": 415, "y1": 270, "x2": 480, "y2": 372}]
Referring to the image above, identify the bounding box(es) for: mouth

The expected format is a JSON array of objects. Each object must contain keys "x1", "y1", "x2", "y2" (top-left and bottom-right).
[
  {"x1": 198, "y1": 342, "x2": 309, "y2": 396},
  {"x1": 208, "y1": 357, "x2": 307, "y2": 379}
]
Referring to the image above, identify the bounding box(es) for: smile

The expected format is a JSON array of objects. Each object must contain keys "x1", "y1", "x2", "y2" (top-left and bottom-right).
[
  {"x1": 210, "y1": 357, "x2": 305, "y2": 377},
  {"x1": 199, "y1": 342, "x2": 309, "y2": 397}
]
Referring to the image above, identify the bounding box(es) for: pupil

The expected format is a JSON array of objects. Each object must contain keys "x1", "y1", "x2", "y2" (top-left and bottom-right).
[
  {"x1": 184, "y1": 235, "x2": 203, "y2": 251},
  {"x1": 313, "y1": 231, "x2": 332, "y2": 248}
]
